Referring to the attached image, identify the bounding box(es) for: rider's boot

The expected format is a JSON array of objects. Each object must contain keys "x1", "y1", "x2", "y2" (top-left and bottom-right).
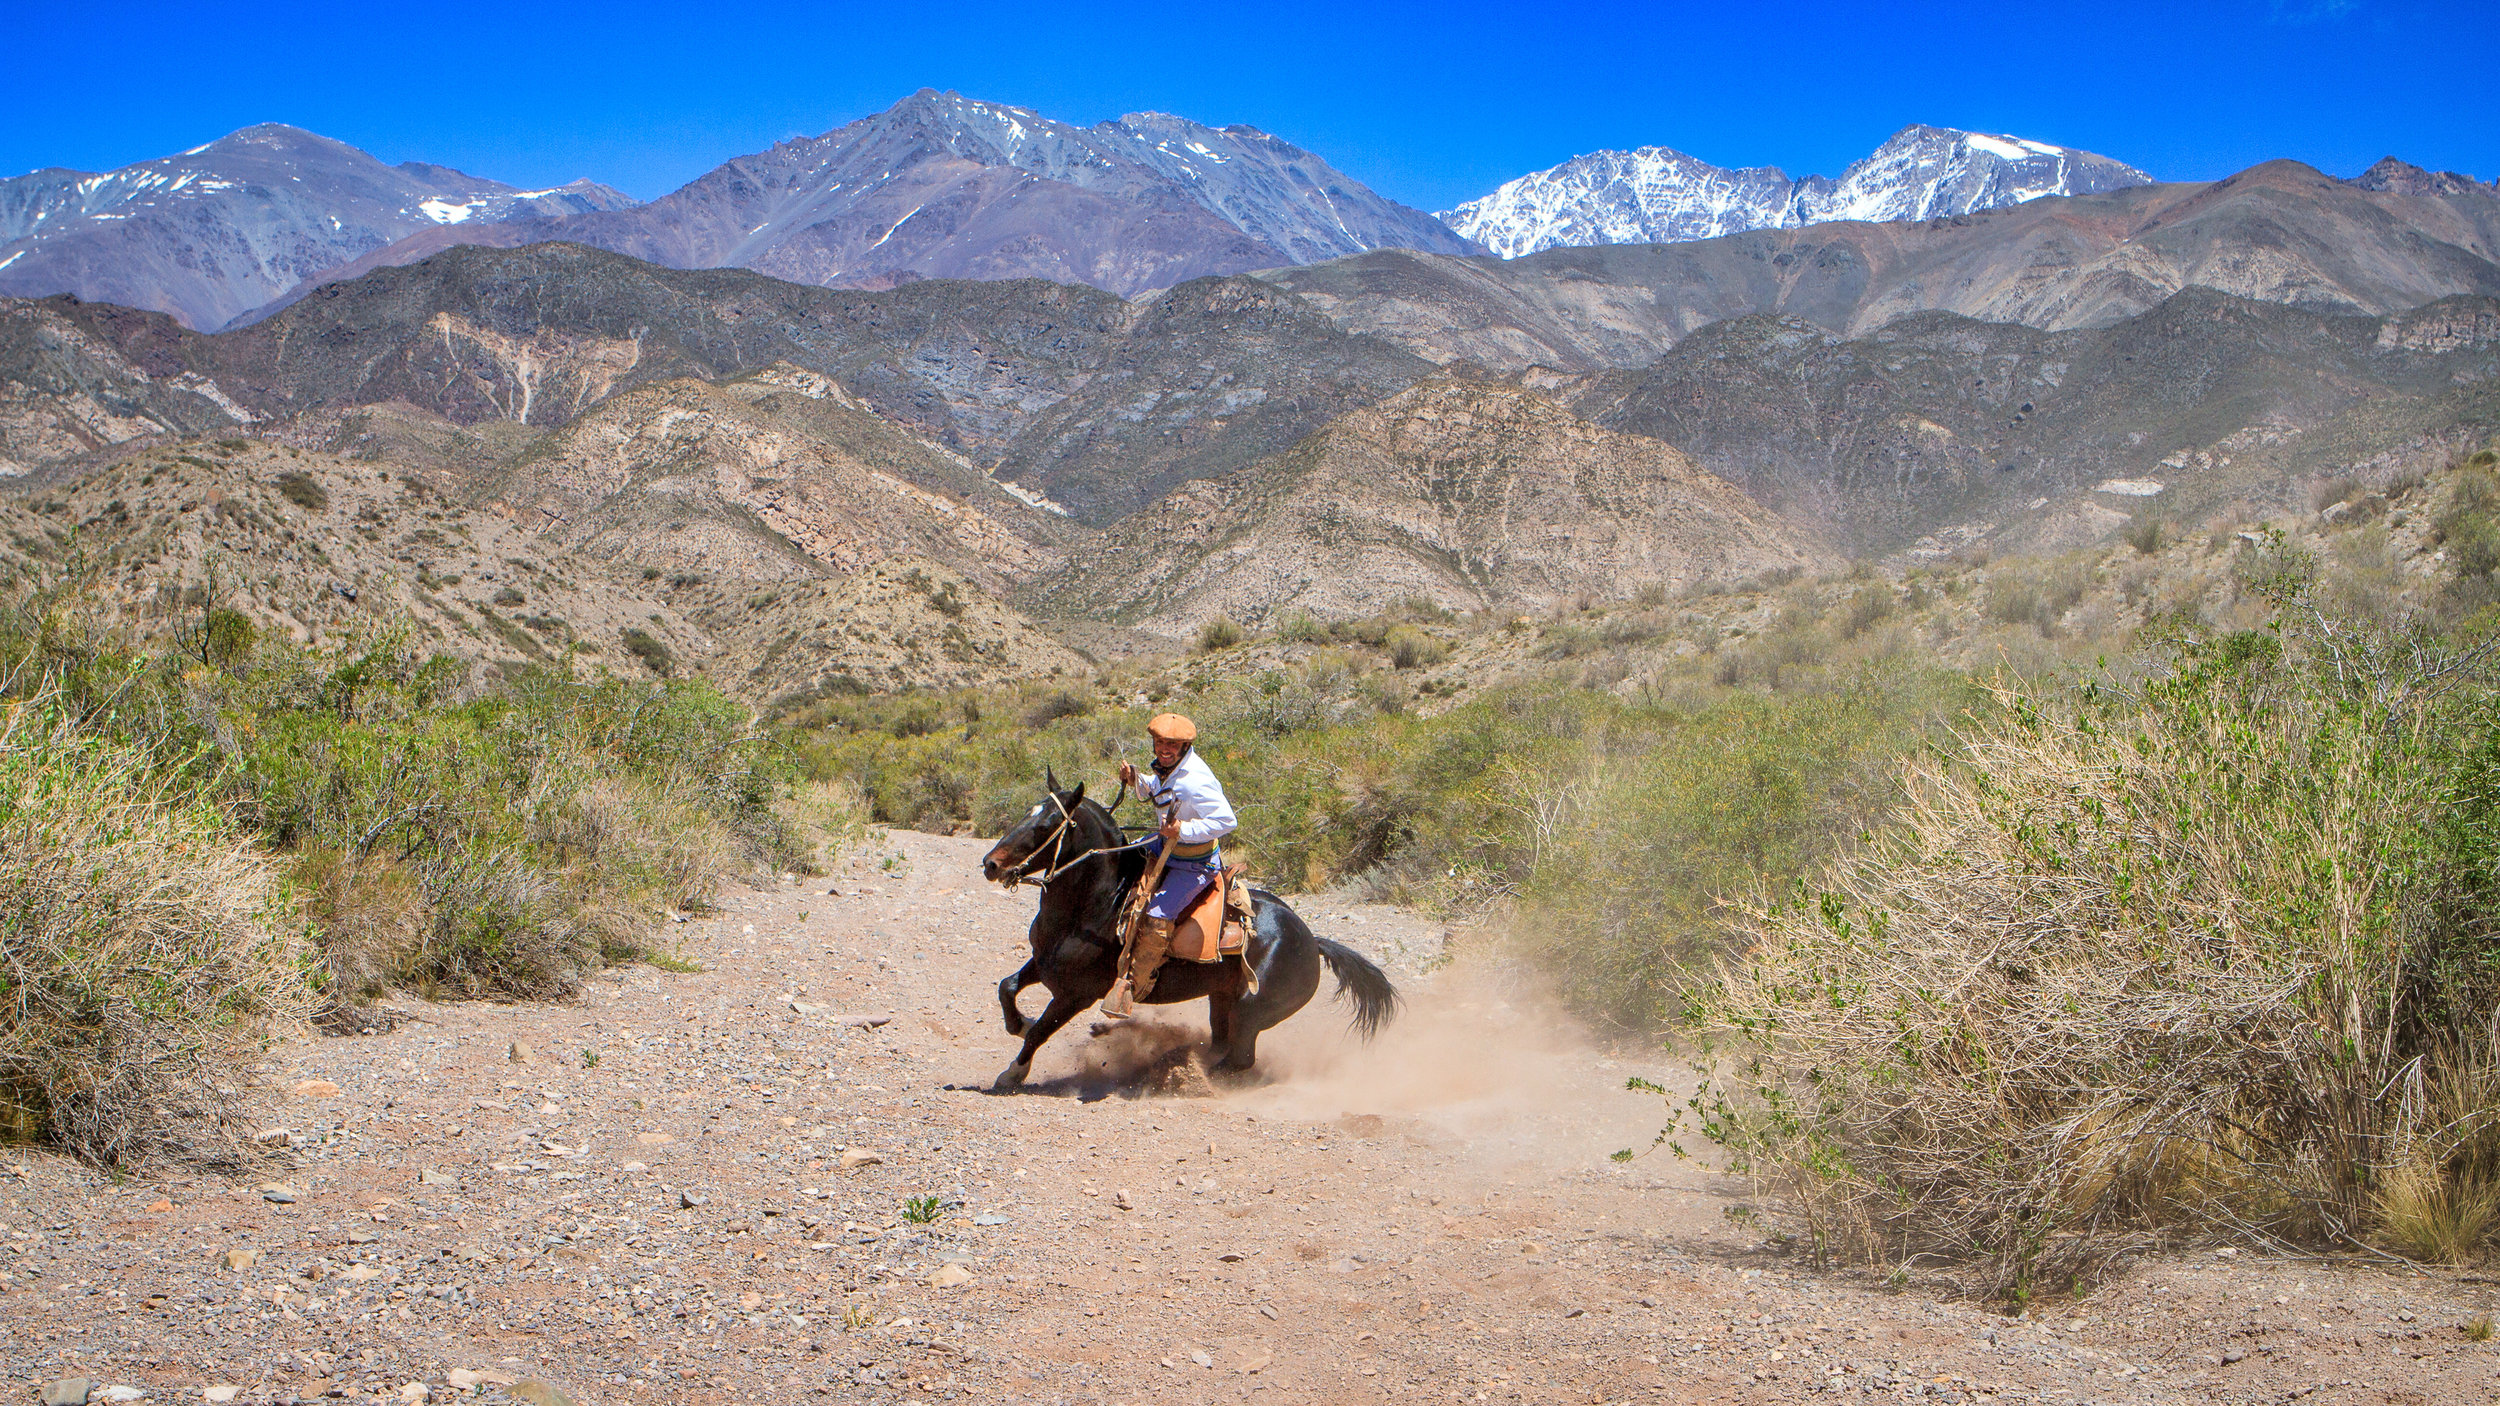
[
  {"x1": 1099, "y1": 976, "x2": 1136, "y2": 1019},
  {"x1": 1130, "y1": 918, "x2": 1175, "y2": 1001}
]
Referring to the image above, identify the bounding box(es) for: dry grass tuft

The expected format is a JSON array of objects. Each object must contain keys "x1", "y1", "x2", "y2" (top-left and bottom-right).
[{"x1": 0, "y1": 705, "x2": 312, "y2": 1166}]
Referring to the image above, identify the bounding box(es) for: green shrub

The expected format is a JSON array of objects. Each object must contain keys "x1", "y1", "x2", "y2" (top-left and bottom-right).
[
  {"x1": 1384, "y1": 625, "x2": 1448, "y2": 670},
  {"x1": 2122, "y1": 514, "x2": 2165, "y2": 555},
  {"x1": 1696, "y1": 614, "x2": 2500, "y2": 1296},
  {"x1": 1196, "y1": 616, "x2": 1245, "y2": 652},
  {"x1": 620, "y1": 627, "x2": 673, "y2": 676},
  {"x1": 274, "y1": 472, "x2": 328, "y2": 512}
]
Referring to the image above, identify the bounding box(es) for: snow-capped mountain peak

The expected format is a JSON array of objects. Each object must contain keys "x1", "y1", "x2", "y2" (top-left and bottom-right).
[{"x1": 1442, "y1": 125, "x2": 2152, "y2": 259}]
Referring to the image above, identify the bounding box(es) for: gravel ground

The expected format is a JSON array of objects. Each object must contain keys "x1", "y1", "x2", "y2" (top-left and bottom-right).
[{"x1": 6, "y1": 830, "x2": 2500, "y2": 1405}]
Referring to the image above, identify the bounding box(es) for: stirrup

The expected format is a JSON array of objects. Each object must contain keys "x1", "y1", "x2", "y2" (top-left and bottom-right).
[{"x1": 1100, "y1": 979, "x2": 1136, "y2": 1018}]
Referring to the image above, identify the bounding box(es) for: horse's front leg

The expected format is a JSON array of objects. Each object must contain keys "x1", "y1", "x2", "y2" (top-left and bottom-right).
[
  {"x1": 998, "y1": 958, "x2": 1039, "y2": 1038},
  {"x1": 994, "y1": 987, "x2": 1087, "y2": 1092}
]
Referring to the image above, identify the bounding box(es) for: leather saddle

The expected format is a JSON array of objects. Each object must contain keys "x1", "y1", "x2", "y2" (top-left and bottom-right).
[{"x1": 1170, "y1": 864, "x2": 1253, "y2": 964}]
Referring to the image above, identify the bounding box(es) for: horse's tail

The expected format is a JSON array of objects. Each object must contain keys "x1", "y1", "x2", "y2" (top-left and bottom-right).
[{"x1": 1313, "y1": 937, "x2": 1398, "y2": 1041}]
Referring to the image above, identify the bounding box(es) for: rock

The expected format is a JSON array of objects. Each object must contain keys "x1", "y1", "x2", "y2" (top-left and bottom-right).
[
  {"x1": 635, "y1": 1132, "x2": 674, "y2": 1146},
  {"x1": 347, "y1": 1230, "x2": 378, "y2": 1245},
  {"x1": 840, "y1": 1149, "x2": 883, "y2": 1170},
  {"x1": 928, "y1": 1262, "x2": 975, "y2": 1288},
  {"x1": 508, "y1": 1041, "x2": 536, "y2": 1065},
  {"x1": 38, "y1": 1380, "x2": 91, "y2": 1406},
  {"x1": 260, "y1": 1185, "x2": 297, "y2": 1204},
  {"x1": 2222, "y1": 1348, "x2": 2247, "y2": 1365},
  {"x1": 1112, "y1": 1189, "x2": 1133, "y2": 1210},
  {"x1": 97, "y1": 1390, "x2": 146, "y2": 1404},
  {"x1": 445, "y1": 1369, "x2": 513, "y2": 1389},
  {"x1": 220, "y1": 1247, "x2": 258, "y2": 1270},
  {"x1": 973, "y1": 1214, "x2": 1008, "y2": 1226},
  {"x1": 294, "y1": 1079, "x2": 342, "y2": 1097},
  {"x1": 679, "y1": 1191, "x2": 709, "y2": 1209},
  {"x1": 417, "y1": 1167, "x2": 453, "y2": 1185},
  {"x1": 509, "y1": 1381, "x2": 576, "y2": 1406},
  {"x1": 202, "y1": 1390, "x2": 241, "y2": 1404},
  {"x1": 1189, "y1": 1351, "x2": 1214, "y2": 1369},
  {"x1": 791, "y1": 1000, "x2": 826, "y2": 1015},
  {"x1": 342, "y1": 1264, "x2": 383, "y2": 1282},
  {"x1": 397, "y1": 1383, "x2": 428, "y2": 1403},
  {"x1": 1258, "y1": 1303, "x2": 1279, "y2": 1320},
  {"x1": 143, "y1": 1198, "x2": 172, "y2": 1213},
  {"x1": 253, "y1": 1128, "x2": 292, "y2": 1147}
]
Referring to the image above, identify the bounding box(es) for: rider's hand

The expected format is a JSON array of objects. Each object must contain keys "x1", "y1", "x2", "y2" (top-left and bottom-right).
[
  {"x1": 1119, "y1": 762, "x2": 1137, "y2": 787},
  {"x1": 1159, "y1": 813, "x2": 1181, "y2": 843}
]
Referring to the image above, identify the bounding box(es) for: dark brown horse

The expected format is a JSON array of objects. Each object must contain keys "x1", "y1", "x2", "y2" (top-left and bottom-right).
[{"x1": 979, "y1": 772, "x2": 1396, "y2": 1091}]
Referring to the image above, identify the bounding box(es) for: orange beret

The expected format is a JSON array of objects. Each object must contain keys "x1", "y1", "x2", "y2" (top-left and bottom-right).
[{"x1": 1147, "y1": 712, "x2": 1197, "y2": 742}]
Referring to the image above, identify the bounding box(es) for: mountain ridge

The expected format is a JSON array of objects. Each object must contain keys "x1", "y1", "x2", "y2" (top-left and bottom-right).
[{"x1": 1440, "y1": 123, "x2": 2153, "y2": 259}]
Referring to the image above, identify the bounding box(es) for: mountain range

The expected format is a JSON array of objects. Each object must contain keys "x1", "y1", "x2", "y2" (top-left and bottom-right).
[
  {"x1": 20, "y1": 92, "x2": 2465, "y2": 338},
  {"x1": 1437, "y1": 124, "x2": 2154, "y2": 258}
]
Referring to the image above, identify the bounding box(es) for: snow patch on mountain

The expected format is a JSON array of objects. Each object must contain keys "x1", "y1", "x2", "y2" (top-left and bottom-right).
[{"x1": 1443, "y1": 124, "x2": 2152, "y2": 259}]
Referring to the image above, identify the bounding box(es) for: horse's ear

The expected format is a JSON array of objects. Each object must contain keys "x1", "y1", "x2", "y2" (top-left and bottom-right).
[
  {"x1": 1044, "y1": 765, "x2": 1060, "y2": 793},
  {"x1": 1070, "y1": 782, "x2": 1086, "y2": 806}
]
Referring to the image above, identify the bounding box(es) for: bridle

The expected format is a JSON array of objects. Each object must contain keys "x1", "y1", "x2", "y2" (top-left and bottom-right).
[{"x1": 994, "y1": 787, "x2": 1151, "y2": 889}]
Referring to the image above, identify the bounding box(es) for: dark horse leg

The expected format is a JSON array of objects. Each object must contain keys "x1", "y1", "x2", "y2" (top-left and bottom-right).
[
  {"x1": 997, "y1": 958, "x2": 1038, "y2": 1039},
  {"x1": 993, "y1": 987, "x2": 1089, "y2": 1092}
]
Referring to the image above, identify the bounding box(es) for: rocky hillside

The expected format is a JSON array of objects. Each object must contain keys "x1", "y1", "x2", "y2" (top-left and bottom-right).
[
  {"x1": 1570, "y1": 291, "x2": 2500, "y2": 557},
  {"x1": 1036, "y1": 379, "x2": 1814, "y2": 633},
  {"x1": 0, "y1": 417, "x2": 1083, "y2": 700},
  {"x1": 1442, "y1": 124, "x2": 2150, "y2": 258},
  {"x1": 1270, "y1": 159, "x2": 2500, "y2": 369},
  {"x1": 0, "y1": 124, "x2": 631, "y2": 330}
]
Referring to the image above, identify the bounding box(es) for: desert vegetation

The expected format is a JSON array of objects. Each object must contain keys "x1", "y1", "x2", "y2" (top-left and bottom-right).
[{"x1": 0, "y1": 582, "x2": 855, "y2": 1165}]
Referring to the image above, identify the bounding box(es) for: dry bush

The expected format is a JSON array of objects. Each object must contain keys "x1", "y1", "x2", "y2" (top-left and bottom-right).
[
  {"x1": 296, "y1": 846, "x2": 424, "y2": 999},
  {"x1": 1697, "y1": 633, "x2": 2500, "y2": 1297},
  {"x1": 0, "y1": 707, "x2": 312, "y2": 1166}
]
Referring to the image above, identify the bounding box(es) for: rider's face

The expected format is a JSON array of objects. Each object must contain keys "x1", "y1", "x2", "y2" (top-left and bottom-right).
[{"x1": 1151, "y1": 737, "x2": 1187, "y2": 769}]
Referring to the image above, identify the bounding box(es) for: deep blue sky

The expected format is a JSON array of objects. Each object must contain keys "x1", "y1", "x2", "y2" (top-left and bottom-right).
[{"x1": 7, "y1": 0, "x2": 2495, "y2": 211}]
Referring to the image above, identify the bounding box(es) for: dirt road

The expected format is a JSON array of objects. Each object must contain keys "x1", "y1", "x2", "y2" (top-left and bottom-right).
[{"x1": 6, "y1": 830, "x2": 2499, "y2": 1404}]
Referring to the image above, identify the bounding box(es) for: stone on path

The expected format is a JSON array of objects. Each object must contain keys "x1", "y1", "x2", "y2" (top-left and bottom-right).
[
  {"x1": 510, "y1": 1381, "x2": 577, "y2": 1406},
  {"x1": 220, "y1": 1247, "x2": 257, "y2": 1270},
  {"x1": 38, "y1": 1380, "x2": 91, "y2": 1406},
  {"x1": 840, "y1": 1148, "x2": 883, "y2": 1169},
  {"x1": 508, "y1": 1040, "x2": 536, "y2": 1065},
  {"x1": 928, "y1": 1262, "x2": 975, "y2": 1287},
  {"x1": 202, "y1": 1390, "x2": 240, "y2": 1404},
  {"x1": 294, "y1": 1079, "x2": 341, "y2": 1097}
]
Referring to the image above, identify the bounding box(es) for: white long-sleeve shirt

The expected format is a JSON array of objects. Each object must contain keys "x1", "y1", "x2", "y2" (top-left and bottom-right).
[{"x1": 1132, "y1": 749, "x2": 1238, "y2": 851}]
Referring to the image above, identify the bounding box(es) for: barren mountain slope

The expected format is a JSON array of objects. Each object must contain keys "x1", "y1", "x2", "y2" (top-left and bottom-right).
[
  {"x1": 6, "y1": 245, "x2": 1434, "y2": 524},
  {"x1": 1267, "y1": 160, "x2": 2500, "y2": 371},
  {"x1": 0, "y1": 431, "x2": 1083, "y2": 698},
  {"x1": 477, "y1": 365, "x2": 1068, "y2": 591},
  {"x1": 1571, "y1": 291, "x2": 2500, "y2": 557},
  {"x1": 1036, "y1": 379, "x2": 1814, "y2": 633}
]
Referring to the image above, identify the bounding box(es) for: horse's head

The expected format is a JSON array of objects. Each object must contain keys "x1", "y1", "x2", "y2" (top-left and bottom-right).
[{"x1": 982, "y1": 767, "x2": 1088, "y2": 886}]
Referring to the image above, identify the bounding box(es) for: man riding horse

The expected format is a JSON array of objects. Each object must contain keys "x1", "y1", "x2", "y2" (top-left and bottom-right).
[{"x1": 1101, "y1": 712, "x2": 1235, "y2": 1018}]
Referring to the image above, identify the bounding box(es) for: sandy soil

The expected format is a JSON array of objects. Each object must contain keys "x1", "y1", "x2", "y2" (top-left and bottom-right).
[{"x1": 5, "y1": 830, "x2": 2500, "y2": 1405}]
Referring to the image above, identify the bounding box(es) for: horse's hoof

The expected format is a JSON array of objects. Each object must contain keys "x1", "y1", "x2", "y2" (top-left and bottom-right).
[
  {"x1": 991, "y1": 1060, "x2": 1030, "y2": 1093},
  {"x1": 1002, "y1": 1016, "x2": 1028, "y2": 1038}
]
